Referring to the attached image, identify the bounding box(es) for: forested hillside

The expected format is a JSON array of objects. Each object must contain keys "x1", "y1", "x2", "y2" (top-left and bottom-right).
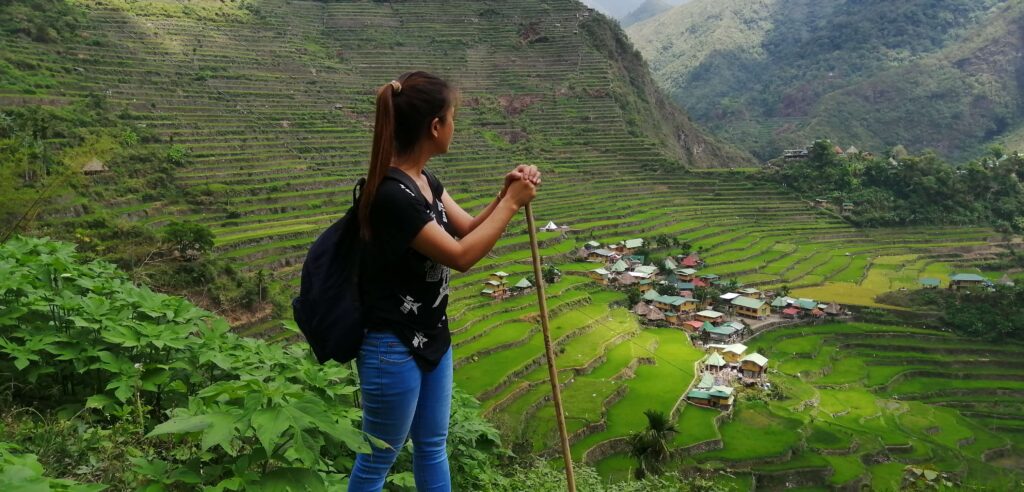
[{"x1": 627, "y1": 0, "x2": 1024, "y2": 161}]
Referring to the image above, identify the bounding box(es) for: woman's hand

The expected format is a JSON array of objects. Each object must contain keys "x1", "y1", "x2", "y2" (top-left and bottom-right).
[
  {"x1": 502, "y1": 165, "x2": 541, "y2": 198},
  {"x1": 504, "y1": 177, "x2": 537, "y2": 208}
]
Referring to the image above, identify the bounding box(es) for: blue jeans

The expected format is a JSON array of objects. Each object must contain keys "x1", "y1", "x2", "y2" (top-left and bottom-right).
[{"x1": 348, "y1": 331, "x2": 453, "y2": 492}]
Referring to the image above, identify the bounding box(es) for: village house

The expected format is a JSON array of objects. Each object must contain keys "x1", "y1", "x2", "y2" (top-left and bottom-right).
[
  {"x1": 620, "y1": 238, "x2": 644, "y2": 255},
  {"x1": 695, "y1": 309, "x2": 725, "y2": 324},
  {"x1": 687, "y1": 385, "x2": 734, "y2": 410},
  {"x1": 740, "y1": 353, "x2": 769, "y2": 382},
  {"x1": 637, "y1": 279, "x2": 655, "y2": 292},
  {"x1": 589, "y1": 268, "x2": 611, "y2": 285},
  {"x1": 634, "y1": 265, "x2": 659, "y2": 277},
  {"x1": 645, "y1": 306, "x2": 666, "y2": 324},
  {"x1": 610, "y1": 259, "x2": 629, "y2": 274},
  {"x1": 481, "y1": 279, "x2": 508, "y2": 299},
  {"x1": 680, "y1": 252, "x2": 702, "y2": 268},
  {"x1": 82, "y1": 157, "x2": 109, "y2": 175},
  {"x1": 490, "y1": 271, "x2": 510, "y2": 283},
  {"x1": 615, "y1": 273, "x2": 638, "y2": 287},
  {"x1": 919, "y1": 277, "x2": 941, "y2": 289},
  {"x1": 675, "y1": 268, "x2": 698, "y2": 282},
  {"x1": 587, "y1": 248, "x2": 616, "y2": 262},
  {"x1": 738, "y1": 287, "x2": 762, "y2": 299},
  {"x1": 633, "y1": 302, "x2": 651, "y2": 317},
  {"x1": 708, "y1": 343, "x2": 747, "y2": 364},
  {"x1": 720, "y1": 292, "x2": 741, "y2": 303},
  {"x1": 512, "y1": 277, "x2": 533, "y2": 294},
  {"x1": 704, "y1": 351, "x2": 727, "y2": 372},
  {"x1": 702, "y1": 322, "x2": 738, "y2": 343},
  {"x1": 783, "y1": 148, "x2": 809, "y2": 160},
  {"x1": 663, "y1": 256, "x2": 678, "y2": 271},
  {"x1": 949, "y1": 273, "x2": 987, "y2": 291},
  {"x1": 682, "y1": 320, "x2": 705, "y2": 334},
  {"x1": 652, "y1": 294, "x2": 696, "y2": 313},
  {"x1": 731, "y1": 296, "x2": 770, "y2": 319},
  {"x1": 782, "y1": 307, "x2": 801, "y2": 319},
  {"x1": 584, "y1": 240, "x2": 601, "y2": 250}
]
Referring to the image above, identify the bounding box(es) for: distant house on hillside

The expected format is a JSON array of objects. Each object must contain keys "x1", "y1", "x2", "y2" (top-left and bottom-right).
[
  {"x1": 920, "y1": 278, "x2": 941, "y2": 289},
  {"x1": 732, "y1": 296, "x2": 770, "y2": 319},
  {"x1": 695, "y1": 309, "x2": 725, "y2": 324},
  {"x1": 589, "y1": 268, "x2": 611, "y2": 285},
  {"x1": 82, "y1": 158, "x2": 109, "y2": 175},
  {"x1": 587, "y1": 248, "x2": 615, "y2": 262},
  {"x1": 512, "y1": 277, "x2": 533, "y2": 294},
  {"x1": 949, "y1": 273, "x2": 987, "y2": 291},
  {"x1": 783, "y1": 149, "x2": 809, "y2": 160},
  {"x1": 740, "y1": 353, "x2": 769, "y2": 382}
]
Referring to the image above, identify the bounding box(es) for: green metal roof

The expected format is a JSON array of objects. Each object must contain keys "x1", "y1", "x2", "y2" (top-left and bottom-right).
[
  {"x1": 686, "y1": 389, "x2": 711, "y2": 399},
  {"x1": 741, "y1": 352, "x2": 769, "y2": 367},
  {"x1": 797, "y1": 299, "x2": 818, "y2": 310},
  {"x1": 731, "y1": 296, "x2": 766, "y2": 309},
  {"x1": 950, "y1": 273, "x2": 985, "y2": 282},
  {"x1": 624, "y1": 238, "x2": 644, "y2": 249},
  {"x1": 697, "y1": 373, "x2": 715, "y2": 389},
  {"x1": 610, "y1": 259, "x2": 629, "y2": 273},
  {"x1": 705, "y1": 352, "x2": 726, "y2": 367},
  {"x1": 919, "y1": 277, "x2": 940, "y2": 286},
  {"x1": 514, "y1": 278, "x2": 533, "y2": 289},
  {"x1": 643, "y1": 289, "x2": 661, "y2": 301}
]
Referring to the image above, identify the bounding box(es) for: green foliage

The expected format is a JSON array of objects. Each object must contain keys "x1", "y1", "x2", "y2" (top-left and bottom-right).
[
  {"x1": 0, "y1": 0, "x2": 84, "y2": 44},
  {"x1": 627, "y1": 409, "x2": 676, "y2": 479},
  {"x1": 166, "y1": 144, "x2": 191, "y2": 167},
  {"x1": 160, "y1": 221, "x2": 214, "y2": 261},
  {"x1": 0, "y1": 443, "x2": 104, "y2": 491},
  {"x1": 0, "y1": 236, "x2": 368, "y2": 487},
  {"x1": 630, "y1": 0, "x2": 1021, "y2": 161},
  {"x1": 942, "y1": 284, "x2": 1024, "y2": 341},
  {"x1": 765, "y1": 139, "x2": 1024, "y2": 230}
]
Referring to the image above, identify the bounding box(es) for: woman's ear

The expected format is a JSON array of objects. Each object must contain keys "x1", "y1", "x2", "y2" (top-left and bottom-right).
[{"x1": 431, "y1": 117, "x2": 441, "y2": 139}]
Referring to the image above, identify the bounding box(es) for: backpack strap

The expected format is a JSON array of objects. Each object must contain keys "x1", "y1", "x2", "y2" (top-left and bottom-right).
[{"x1": 385, "y1": 167, "x2": 439, "y2": 206}]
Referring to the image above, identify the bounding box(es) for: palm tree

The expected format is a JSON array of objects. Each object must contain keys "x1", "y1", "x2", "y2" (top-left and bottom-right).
[{"x1": 628, "y1": 409, "x2": 677, "y2": 479}]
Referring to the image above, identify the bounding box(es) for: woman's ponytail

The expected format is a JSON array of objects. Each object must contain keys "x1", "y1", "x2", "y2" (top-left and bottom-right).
[
  {"x1": 359, "y1": 81, "x2": 398, "y2": 241},
  {"x1": 357, "y1": 72, "x2": 455, "y2": 241}
]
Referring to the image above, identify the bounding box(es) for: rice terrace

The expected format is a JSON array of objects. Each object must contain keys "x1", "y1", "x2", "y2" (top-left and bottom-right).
[{"x1": 1, "y1": 0, "x2": 1024, "y2": 490}]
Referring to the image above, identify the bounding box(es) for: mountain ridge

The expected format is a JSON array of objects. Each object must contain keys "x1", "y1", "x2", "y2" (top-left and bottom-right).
[{"x1": 627, "y1": 0, "x2": 1023, "y2": 161}]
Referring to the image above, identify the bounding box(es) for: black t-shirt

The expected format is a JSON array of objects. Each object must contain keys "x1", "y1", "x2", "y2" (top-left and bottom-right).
[{"x1": 360, "y1": 166, "x2": 458, "y2": 371}]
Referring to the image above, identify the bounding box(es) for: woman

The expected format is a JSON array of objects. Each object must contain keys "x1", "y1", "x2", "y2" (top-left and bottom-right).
[{"x1": 350, "y1": 71, "x2": 540, "y2": 491}]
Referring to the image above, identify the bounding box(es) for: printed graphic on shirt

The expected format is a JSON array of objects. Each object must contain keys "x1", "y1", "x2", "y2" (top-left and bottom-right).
[
  {"x1": 399, "y1": 295, "x2": 421, "y2": 315},
  {"x1": 436, "y1": 199, "x2": 448, "y2": 223},
  {"x1": 432, "y1": 265, "x2": 451, "y2": 308},
  {"x1": 398, "y1": 183, "x2": 417, "y2": 198},
  {"x1": 412, "y1": 331, "x2": 428, "y2": 348}
]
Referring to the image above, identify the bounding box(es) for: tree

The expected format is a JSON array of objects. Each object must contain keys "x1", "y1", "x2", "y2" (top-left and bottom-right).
[
  {"x1": 628, "y1": 409, "x2": 677, "y2": 479},
  {"x1": 542, "y1": 264, "x2": 560, "y2": 285},
  {"x1": 161, "y1": 221, "x2": 214, "y2": 261},
  {"x1": 626, "y1": 287, "x2": 642, "y2": 306}
]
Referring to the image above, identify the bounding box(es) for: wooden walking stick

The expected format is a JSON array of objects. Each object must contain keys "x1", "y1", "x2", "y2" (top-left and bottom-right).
[{"x1": 524, "y1": 202, "x2": 577, "y2": 492}]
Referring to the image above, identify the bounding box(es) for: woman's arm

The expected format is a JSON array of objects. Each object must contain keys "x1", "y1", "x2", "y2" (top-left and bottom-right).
[{"x1": 412, "y1": 179, "x2": 536, "y2": 273}]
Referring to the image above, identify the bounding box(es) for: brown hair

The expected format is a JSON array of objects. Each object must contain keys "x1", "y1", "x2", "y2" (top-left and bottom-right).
[{"x1": 358, "y1": 71, "x2": 457, "y2": 241}]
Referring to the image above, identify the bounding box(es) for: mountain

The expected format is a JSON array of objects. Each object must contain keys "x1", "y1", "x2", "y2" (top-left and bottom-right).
[
  {"x1": 621, "y1": 0, "x2": 675, "y2": 27},
  {"x1": 581, "y1": 0, "x2": 690, "y2": 21},
  {"x1": 0, "y1": 0, "x2": 750, "y2": 289},
  {"x1": 627, "y1": 0, "x2": 1024, "y2": 161}
]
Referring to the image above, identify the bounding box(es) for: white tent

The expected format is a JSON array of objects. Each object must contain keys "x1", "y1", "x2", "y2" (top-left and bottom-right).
[{"x1": 541, "y1": 221, "x2": 559, "y2": 231}]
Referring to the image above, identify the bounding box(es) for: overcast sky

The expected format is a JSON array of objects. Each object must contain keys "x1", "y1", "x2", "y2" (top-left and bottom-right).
[{"x1": 579, "y1": 0, "x2": 691, "y2": 20}]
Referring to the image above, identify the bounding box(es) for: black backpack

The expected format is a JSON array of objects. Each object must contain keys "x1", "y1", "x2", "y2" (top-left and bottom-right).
[{"x1": 291, "y1": 168, "x2": 440, "y2": 364}]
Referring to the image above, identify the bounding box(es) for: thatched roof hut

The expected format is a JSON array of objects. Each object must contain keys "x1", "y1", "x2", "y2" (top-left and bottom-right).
[{"x1": 82, "y1": 158, "x2": 109, "y2": 175}]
